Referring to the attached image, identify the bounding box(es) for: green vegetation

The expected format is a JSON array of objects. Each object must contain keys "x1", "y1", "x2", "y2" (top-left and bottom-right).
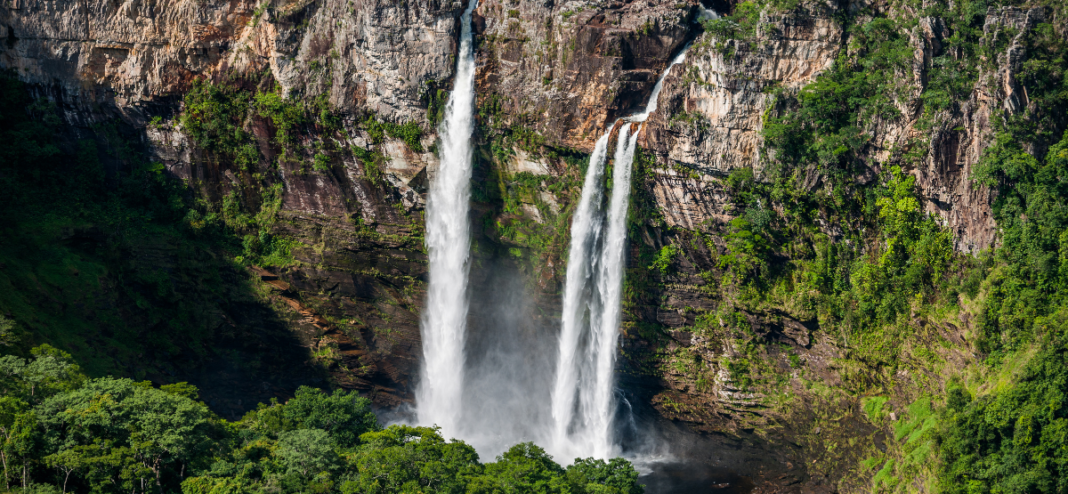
[
  {"x1": 351, "y1": 146, "x2": 386, "y2": 186},
  {"x1": 939, "y1": 326, "x2": 1068, "y2": 492},
  {"x1": 0, "y1": 70, "x2": 310, "y2": 380},
  {"x1": 470, "y1": 93, "x2": 583, "y2": 280},
  {"x1": 650, "y1": 245, "x2": 678, "y2": 275},
  {"x1": 9, "y1": 0, "x2": 1068, "y2": 489},
  {"x1": 480, "y1": 155, "x2": 576, "y2": 276},
  {"x1": 636, "y1": 0, "x2": 1068, "y2": 488},
  {"x1": 363, "y1": 116, "x2": 424, "y2": 152},
  {"x1": 762, "y1": 17, "x2": 912, "y2": 182},
  {"x1": 921, "y1": 126, "x2": 1068, "y2": 491},
  {"x1": 700, "y1": 1, "x2": 761, "y2": 40},
  {"x1": 181, "y1": 79, "x2": 257, "y2": 153},
  {"x1": 253, "y1": 89, "x2": 306, "y2": 145},
  {"x1": 0, "y1": 346, "x2": 644, "y2": 494},
  {"x1": 423, "y1": 82, "x2": 449, "y2": 126}
]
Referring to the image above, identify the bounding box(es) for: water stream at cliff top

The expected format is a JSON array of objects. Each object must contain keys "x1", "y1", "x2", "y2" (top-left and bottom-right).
[
  {"x1": 416, "y1": 0, "x2": 479, "y2": 437},
  {"x1": 550, "y1": 43, "x2": 693, "y2": 460}
]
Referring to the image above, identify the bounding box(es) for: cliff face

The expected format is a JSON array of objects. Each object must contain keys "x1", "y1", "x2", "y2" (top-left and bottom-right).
[
  {"x1": 1, "y1": 0, "x2": 462, "y2": 120},
  {"x1": 641, "y1": 6, "x2": 842, "y2": 230},
  {"x1": 1, "y1": 0, "x2": 460, "y2": 411},
  {"x1": 0, "y1": 0, "x2": 698, "y2": 413},
  {"x1": 612, "y1": 3, "x2": 1061, "y2": 487},
  {"x1": 639, "y1": 3, "x2": 1044, "y2": 252},
  {"x1": 3, "y1": 0, "x2": 1059, "y2": 489},
  {"x1": 473, "y1": 0, "x2": 692, "y2": 148}
]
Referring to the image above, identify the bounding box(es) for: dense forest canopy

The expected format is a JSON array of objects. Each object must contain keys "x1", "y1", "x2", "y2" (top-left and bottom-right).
[{"x1": 0, "y1": 344, "x2": 643, "y2": 493}]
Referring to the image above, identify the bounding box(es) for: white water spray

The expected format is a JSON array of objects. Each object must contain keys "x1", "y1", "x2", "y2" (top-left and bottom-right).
[
  {"x1": 551, "y1": 42, "x2": 692, "y2": 460},
  {"x1": 417, "y1": 0, "x2": 480, "y2": 437}
]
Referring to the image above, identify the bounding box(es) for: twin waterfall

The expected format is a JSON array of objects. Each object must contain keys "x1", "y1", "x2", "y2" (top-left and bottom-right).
[
  {"x1": 550, "y1": 123, "x2": 638, "y2": 459},
  {"x1": 551, "y1": 46, "x2": 691, "y2": 459},
  {"x1": 416, "y1": 0, "x2": 692, "y2": 461}
]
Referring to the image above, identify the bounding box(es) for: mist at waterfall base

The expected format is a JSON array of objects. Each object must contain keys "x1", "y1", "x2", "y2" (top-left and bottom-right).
[{"x1": 456, "y1": 259, "x2": 752, "y2": 494}]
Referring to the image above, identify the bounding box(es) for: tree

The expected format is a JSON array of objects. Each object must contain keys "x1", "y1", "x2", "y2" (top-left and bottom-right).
[
  {"x1": 44, "y1": 445, "x2": 95, "y2": 493},
  {"x1": 565, "y1": 458, "x2": 643, "y2": 494},
  {"x1": 237, "y1": 387, "x2": 379, "y2": 450},
  {"x1": 344, "y1": 425, "x2": 481, "y2": 494},
  {"x1": 281, "y1": 387, "x2": 379, "y2": 449},
  {"x1": 0, "y1": 396, "x2": 26, "y2": 489},
  {"x1": 0, "y1": 345, "x2": 85, "y2": 404},
  {"x1": 275, "y1": 429, "x2": 338, "y2": 478},
  {"x1": 0, "y1": 409, "x2": 38, "y2": 490},
  {"x1": 472, "y1": 443, "x2": 570, "y2": 494},
  {"x1": 34, "y1": 378, "x2": 219, "y2": 494},
  {"x1": 0, "y1": 315, "x2": 17, "y2": 348}
]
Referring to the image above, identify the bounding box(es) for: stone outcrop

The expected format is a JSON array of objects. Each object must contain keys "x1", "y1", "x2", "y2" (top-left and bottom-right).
[
  {"x1": 1, "y1": 0, "x2": 463, "y2": 123},
  {"x1": 905, "y1": 6, "x2": 1048, "y2": 252},
  {"x1": 474, "y1": 0, "x2": 695, "y2": 148},
  {"x1": 641, "y1": 5, "x2": 842, "y2": 229},
  {"x1": 638, "y1": 4, "x2": 1045, "y2": 251}
]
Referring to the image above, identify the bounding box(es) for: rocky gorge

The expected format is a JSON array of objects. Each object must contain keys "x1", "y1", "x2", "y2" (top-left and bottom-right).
[{"x1": 3, "y1": 0, "x2": 1068, "y2": 491}]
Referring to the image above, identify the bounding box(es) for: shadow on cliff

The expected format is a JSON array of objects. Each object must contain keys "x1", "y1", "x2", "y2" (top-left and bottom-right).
[
  {"x1": 617, "y1": 373, "x2": 811, "y2": 493},
  {"x1": 0, "y1": 74, "x2": 329, "y2": 420}
]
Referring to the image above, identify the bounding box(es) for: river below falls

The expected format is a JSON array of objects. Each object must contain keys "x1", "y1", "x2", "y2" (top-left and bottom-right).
[{"x1": 638, "y1": 460, "x2": 754, "y2": 494}]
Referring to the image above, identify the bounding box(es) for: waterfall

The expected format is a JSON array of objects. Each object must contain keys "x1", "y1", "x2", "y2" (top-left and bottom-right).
[
  {"x1": 551, "y1": 131, "x2": 612, "y2": 455},
  {"x1": 417, "y1": 0, "x2": 480, "y2": 437},
  {"x1": 551, "y1": 42, "x2": 692, "y2": 460},
  {"x1": 590, "y1": 123, "x2": 638, "y2": 459}
]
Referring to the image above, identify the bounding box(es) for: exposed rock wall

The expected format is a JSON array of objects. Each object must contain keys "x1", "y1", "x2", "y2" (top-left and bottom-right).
[
  {"x1": 611, "y1": 3, "x2": 1058, "y2": 486},
  {"x1": 1, "y1": 0, "x2": 455, "y2": 408},
  {"x1": 645, "y1": 6, "x2": 843, "y2": 178},
  {"x1": 474, "y1": 0, "x2": 694, "y2": 148},
  {"x1": 639, "y1": 4, "x2": 1045, "y2": 252},
  {"x1": 638, "y1": 6, "x2": 842, "y2": 230},
  {"x1": 0, "y1": 0, "x2": 701, "y2": 413},
  {"x1": 0, "y1": 0, "x2": 463, "y2": 122},
  {"x1": 907, "y1": 6, "x2": 1048, "y2": 252}
]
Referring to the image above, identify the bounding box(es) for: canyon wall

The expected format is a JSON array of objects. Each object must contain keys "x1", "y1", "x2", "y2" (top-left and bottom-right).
[{"x1": 3, "y1": 0, "x2": 1056, "y2": 489}]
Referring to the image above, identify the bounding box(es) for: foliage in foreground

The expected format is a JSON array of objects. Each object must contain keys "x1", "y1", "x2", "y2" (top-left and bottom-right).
[{"x1": 0, "y1": 346, "x2": 643, "y2": 494}]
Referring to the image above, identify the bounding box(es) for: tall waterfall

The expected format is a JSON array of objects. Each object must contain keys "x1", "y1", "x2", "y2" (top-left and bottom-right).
[
  {"x1": 551, "y1": 131, "x2": 612, "y2": 455},
  {"x1": 551, "y1": 43, "x2": 692, "y2": 460},
  {"x1": 417, "y1": 0, "x2": 480, "y2": 436}
]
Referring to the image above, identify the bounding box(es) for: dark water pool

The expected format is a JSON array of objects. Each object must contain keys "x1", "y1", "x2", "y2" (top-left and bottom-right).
[{"x1": 639, "y1": 460, "x2": 753, "y2": 494}]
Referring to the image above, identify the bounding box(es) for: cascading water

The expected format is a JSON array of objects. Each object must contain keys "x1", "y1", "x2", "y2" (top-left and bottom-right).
[
  {"x1": 414, "y1": 1, "x2": 696, "y2": 460},
  {"x1": 551, "y1": 42, "x2": 693, "y2": 460},
  {"x1": 551, "y1": 131, "x2": 612, "y2": 456},
  {"x1": 416, "y1": 0, "x2": 480, "y2": 437},
  {"x1": 589, "y1": 123, "x2": 639, "y2": 458}
]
